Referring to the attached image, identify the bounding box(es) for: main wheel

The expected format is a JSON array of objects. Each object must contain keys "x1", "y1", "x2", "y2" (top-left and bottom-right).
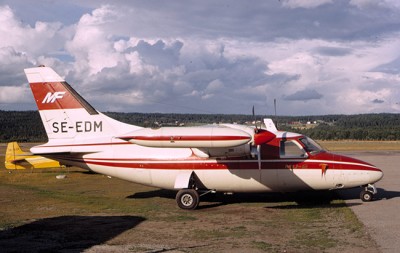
[
  {"x1": 176, "y1": 189, "x2": 200, "y2": 210},
  {"x1": 360, "y1": 190, "x2": 373, "y2": 202}
]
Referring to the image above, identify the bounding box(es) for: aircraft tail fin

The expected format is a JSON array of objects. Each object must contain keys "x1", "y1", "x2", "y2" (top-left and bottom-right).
[
  {"x1": 24, "y1": 66, "x2": 140, "y2": 153},
  {"x1": 5, "y1": 142, "x2": 30, "y2": 169},
  {"x1": 6, "y1": 141, "x2": 24, "y2": 156}
]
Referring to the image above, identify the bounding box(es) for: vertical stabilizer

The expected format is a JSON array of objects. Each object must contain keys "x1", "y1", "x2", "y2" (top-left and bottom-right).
[
  {"x1": 5, "y1": 142, "x2": 34, "y2": 169},
  {"x1": 24, "y1": 66, "x2": 140, "y2": 150},
  {"x1": 5, "y1": 142, "x2": 20, "y2": 169}
]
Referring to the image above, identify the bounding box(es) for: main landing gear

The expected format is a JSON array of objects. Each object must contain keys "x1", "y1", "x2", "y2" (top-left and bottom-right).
[
  {"x1": 175, "y1": 189, "x2": 216, "y2": 210},
  {"x1": 360, "y1": 184, "x2": 378, "y2": 202},
  {"x1": 176, "y1": 189, "x2": 200, "y2": 210}
]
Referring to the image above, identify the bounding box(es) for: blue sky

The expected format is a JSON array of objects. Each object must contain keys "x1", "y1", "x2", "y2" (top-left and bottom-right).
[{"x1": 1, "y1": 0, "x2": 400, "y2": 115}]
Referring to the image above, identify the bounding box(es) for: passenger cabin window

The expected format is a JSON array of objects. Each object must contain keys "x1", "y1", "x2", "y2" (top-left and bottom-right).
[{"x1": 280, "y1": 140, "x2": 307, "y2": 158}]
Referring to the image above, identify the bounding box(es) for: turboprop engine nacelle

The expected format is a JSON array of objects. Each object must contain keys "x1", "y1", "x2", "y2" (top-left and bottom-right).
[{"x1": 191, "y1": 144, "x2": 252, "y2": 158}]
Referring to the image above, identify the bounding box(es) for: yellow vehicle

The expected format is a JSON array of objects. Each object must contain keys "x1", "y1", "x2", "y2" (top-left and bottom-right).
[{"x1": 5, "y1": 142, "x2": 64, "y2": 170}]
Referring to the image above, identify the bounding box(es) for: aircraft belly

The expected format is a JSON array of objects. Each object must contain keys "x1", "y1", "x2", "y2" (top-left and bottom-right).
[
  {"x1": 276, "y1": 169, "x2": 333, "y2": 191},
  {"x1": 340, "y1": 169, "x2": 382, "y2": 188},
  {"x1": 196, "y1": 169, "x2": 269, "y2": 192},
  {"x1": 88, "y1": 166, "x2": 341, "y2": 192},
  {"x1": 341, "y1": 170, "x2": 368, "y2": 188},
  {"x1": 196, "y1": 169, "x2": 334, "y2": 192},
  {"x1": 264, "y1": 160, "x2": 350, "y2": 191},
  {"x1": 90, "y1": 164, "x2": 153, "y2": 186}
]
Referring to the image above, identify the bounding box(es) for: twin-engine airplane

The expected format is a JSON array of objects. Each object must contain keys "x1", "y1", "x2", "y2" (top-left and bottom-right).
[{"x1": 24, "y1": 66, "x2": 383, "y2": 209}]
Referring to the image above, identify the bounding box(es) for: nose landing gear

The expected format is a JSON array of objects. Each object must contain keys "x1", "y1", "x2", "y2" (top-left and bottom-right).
[{"x1": 360, "y1": 184, "x2": 377, "y2": 202}]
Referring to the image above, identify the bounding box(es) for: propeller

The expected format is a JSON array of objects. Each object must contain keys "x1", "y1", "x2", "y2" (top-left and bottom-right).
[
  {"x1": 252, "y1": 106, "x2": 276, "y2": 172},
  {"x1": 253, "y1": 129, "x2": 276, "y2": 146},
  {"x1": 252, "y1": 105, "x2": 261, "y2": 132}
]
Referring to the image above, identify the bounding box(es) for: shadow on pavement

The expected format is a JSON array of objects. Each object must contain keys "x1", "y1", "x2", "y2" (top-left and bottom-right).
[
  {"x1": 338, "y1": 187, "x2": 400, "y2": 201},
  {"x1": 377, "y1": 188, "x2": 400, "y2": 200},
  {"x1": 0, "y1": 215, "x2": 145, "y2": 253},
  {"x1": 128, "y1": 189, "x2": 362, "y2": 209},
  {"x1": 128, "y1": 189, "x2": 176, "y2": 199}
]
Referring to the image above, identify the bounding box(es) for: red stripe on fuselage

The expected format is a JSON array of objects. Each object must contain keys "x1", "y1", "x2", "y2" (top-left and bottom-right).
[{"x1": 57, "y1": 157, "x2": 380, "y2": 172}]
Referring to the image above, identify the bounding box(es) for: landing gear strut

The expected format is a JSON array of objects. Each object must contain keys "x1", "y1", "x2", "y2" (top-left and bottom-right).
[{"x1": 360, "y1": 184, "x2": 377, "y2": 202}]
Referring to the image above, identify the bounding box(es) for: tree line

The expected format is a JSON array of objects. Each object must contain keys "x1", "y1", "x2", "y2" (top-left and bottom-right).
[
  {"x1": 292, "y1": 114, "x2": 400, "y2": 140},
  {"x1": 1, "y1": 110, "x2": 399, "y2": 142}
]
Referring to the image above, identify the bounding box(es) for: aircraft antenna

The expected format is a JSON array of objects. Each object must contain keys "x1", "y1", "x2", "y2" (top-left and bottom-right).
[
  {"x1": 274, "y1": 98, "x2": 278, "y2": 129},
  {"x1": 252, "y1": 105, "x2": 259, "y2": 131}
]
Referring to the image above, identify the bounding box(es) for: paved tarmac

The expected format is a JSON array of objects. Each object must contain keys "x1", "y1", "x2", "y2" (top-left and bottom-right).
[{"x1": 338, "y1": 151, "x2": 400, "y2": 253}]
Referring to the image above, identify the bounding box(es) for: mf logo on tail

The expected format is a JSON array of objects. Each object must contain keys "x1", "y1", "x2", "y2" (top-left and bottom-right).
[{"x1": 42, "y1": 92, "x2": 66, "y2": 103}]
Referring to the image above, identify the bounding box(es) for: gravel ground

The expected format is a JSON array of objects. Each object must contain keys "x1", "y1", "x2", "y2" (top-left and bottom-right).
[
  {"x1": 338, "y1": 151, "x2": 400, "y2": 253},
  {"x1": 0, "y1": 144, "x2": 394, "y2": 252}
]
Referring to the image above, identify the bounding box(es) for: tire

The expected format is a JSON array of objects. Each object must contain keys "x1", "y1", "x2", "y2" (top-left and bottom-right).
[
  {"x1": 360, "y1": 190, "x2": 373, "y2": 202},
  {"x1": 176, "y1": 189, "x2": 200, "y2": 210}
]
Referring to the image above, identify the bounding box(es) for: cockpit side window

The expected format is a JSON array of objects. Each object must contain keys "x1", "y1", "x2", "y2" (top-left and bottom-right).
[
  {"x1": 280, "y1": 140, "x2": 308, "y2": 158},
  {"x1": 299, "y1": 137, "x2": 324, "y2": 154}
]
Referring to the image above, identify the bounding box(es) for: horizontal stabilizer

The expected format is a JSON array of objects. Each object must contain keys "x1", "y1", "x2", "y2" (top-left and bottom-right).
[{"x1": 9, "y1": 158, "x2": 29, "y2": 163}]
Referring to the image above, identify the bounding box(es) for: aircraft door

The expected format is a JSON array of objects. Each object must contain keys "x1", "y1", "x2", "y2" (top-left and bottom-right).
[
  {"x1": 272, "y1": 140, "x2": 309, "y2": 191},
  {"x1": 258, "y1": 144, "x2": 280, "y2": 191}
]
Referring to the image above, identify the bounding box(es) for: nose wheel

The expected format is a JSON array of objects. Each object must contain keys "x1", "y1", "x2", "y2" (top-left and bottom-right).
[{"x1": 360, "y1": 184, "x2": 377, "y2": 202}]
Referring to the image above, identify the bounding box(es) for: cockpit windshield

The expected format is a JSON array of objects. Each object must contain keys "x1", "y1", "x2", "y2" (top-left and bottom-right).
[{"x1": 299, "y1": 137, "x2": 325, "y2": 154}]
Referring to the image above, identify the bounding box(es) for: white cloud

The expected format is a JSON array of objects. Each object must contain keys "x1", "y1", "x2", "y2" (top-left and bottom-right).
[
  {"x1": 349, "y1": 0, "x2": 399, "y2": 10},
  {"x1": 0, "y1": 5, "x2": 27, "y2": 49},
  {"x1": 281, "y1": 0, "x2": 333, "y2": 9},
  {"x1": 1, "y1": 2, "x2": 400, "y2": 115},
  {"x1": 0, "y1": 86, "x2": 31, "y2": 104},
  {"x1": 206, "y1": 79, "x2": 224, "y2": 92},
  {"x1": 284, "y1": 89, "x2": 323, "y2": 101},
  {"x1": 65, "y1": 5, "x2": 122, "y2": 75},
  {"x1": 0, "y1": 5, "x2": 65, "y2": 57}
]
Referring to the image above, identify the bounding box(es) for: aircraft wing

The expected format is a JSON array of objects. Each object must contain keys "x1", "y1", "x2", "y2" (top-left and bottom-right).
[
  {"x1": 9, "y1": 157, "x2": 31, "y2": 163},
  {"x1": 5, "y1": 153, "x2": 65, "y2": 170},
  {"x1": 8, "y1": 152, "x2": 35, "y2": 163},
  {"x1": 118, "y1": 124, "x2": 276, "y2": 150}
]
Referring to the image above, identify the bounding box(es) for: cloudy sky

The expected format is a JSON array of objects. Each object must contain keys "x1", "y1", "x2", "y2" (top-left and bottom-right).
[{"x1": 1, "y1": 0, "x2": 400, "y2": 115}]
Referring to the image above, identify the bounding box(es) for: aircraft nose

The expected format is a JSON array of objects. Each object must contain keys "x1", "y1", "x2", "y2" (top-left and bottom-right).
[{"x1": 369, "y1": 168, "x2": 384, "y2": 183}]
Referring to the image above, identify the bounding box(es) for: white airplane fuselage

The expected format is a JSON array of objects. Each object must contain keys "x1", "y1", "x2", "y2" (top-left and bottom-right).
[
  {"x1": 25, "y1": 66, "x2": 383, "y2": 209},
  {"x1": 33, "y1": 119, "x2": 382, "y2": 194}
]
